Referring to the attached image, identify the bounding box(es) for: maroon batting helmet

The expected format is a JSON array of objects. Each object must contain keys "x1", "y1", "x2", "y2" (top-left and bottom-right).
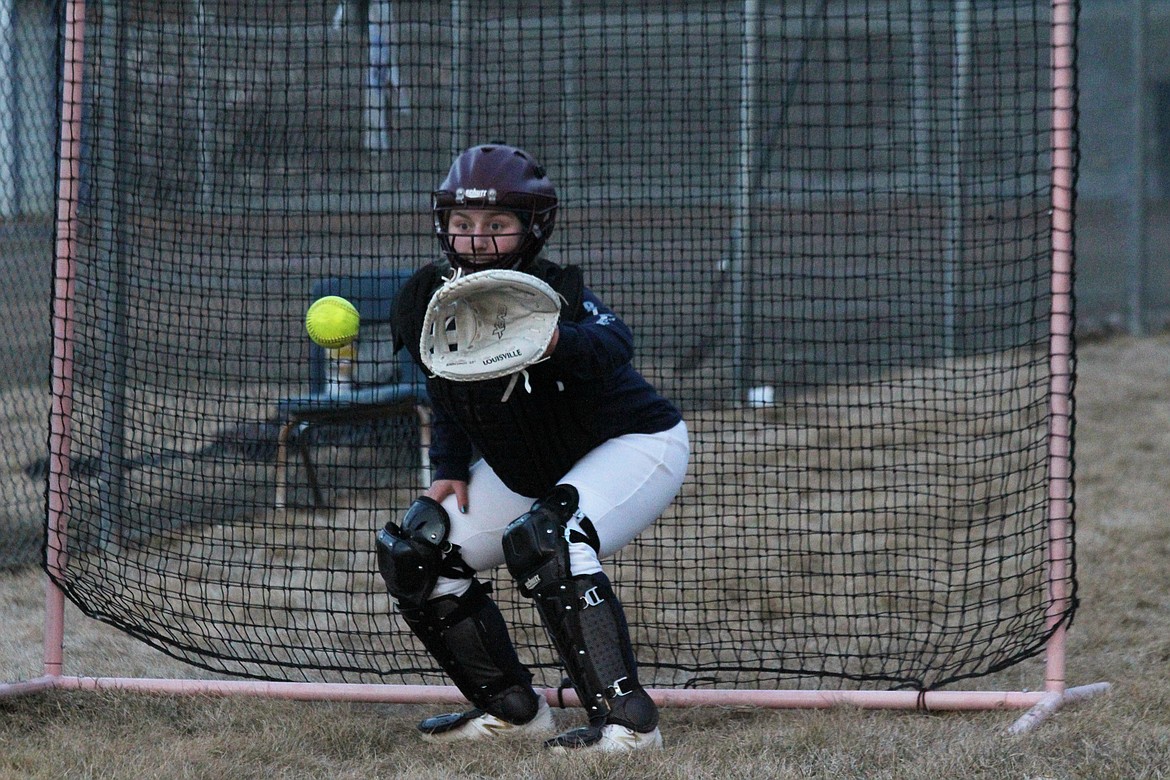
[{"x1": 432, "y1": 144, "x2": 558, "y2": 271}]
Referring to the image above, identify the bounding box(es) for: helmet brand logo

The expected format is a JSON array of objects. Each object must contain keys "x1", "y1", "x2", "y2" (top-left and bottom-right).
[{"x1": 456, "y1": 187, "x2": 497, "y2": 203}]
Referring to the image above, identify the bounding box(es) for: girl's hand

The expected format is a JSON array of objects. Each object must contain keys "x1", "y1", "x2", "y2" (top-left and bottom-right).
[
  {"x1": 541, "y1": 326, "x2": 560, "y2": 357},
  {"x1": 425, "y1": 479, "x2": 470, "y2": 514}
]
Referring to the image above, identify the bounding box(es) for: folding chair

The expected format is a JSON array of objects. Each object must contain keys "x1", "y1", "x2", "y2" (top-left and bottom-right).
[{"x1": 274, "y1": 269, "x2": 429, "y2": 509}]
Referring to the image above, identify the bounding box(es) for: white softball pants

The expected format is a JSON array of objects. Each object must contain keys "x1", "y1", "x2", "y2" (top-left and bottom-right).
[{"x1": 430, "y1": 420, "x2": 689, "y2": 600}]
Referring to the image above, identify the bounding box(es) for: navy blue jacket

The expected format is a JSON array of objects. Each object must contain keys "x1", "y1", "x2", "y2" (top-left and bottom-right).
[{"x1": 392, "y1": 259, "x2": 682, "y2": 498}]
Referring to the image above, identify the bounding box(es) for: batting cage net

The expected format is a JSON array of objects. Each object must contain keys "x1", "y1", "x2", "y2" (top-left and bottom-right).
[{"x1": 42, "y1": 0, "x2": 1076, "y2": 693}]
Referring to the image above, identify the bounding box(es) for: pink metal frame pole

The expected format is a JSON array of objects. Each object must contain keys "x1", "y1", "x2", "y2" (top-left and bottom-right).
[
  {"x1": 0, "y1": 0, "x2": 83, "y2": 700},
  {"x1": 1006, "y1": 0, "x2": 1113, "y2": 734},
  {"x1": 1041, "y1": 0, "x2": 1078, "y2": 699},
  {"x1": 42, "y1": 0, "x2": 85, "y2": 681}
]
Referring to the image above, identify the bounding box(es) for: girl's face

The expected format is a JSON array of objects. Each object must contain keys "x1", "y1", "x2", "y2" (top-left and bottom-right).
[{"x1": 447, "y1": 209, "x2": 524, "y2": 268}]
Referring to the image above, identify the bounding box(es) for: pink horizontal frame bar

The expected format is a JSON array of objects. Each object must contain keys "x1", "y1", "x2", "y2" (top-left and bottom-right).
[{"x1": 0, "y1": 675, "x2": 1106, "y2": 714}]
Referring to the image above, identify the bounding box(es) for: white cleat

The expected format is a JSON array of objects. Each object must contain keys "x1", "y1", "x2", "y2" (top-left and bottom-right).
[
  {"x1": 418, "y1": 697, "x2": 553, "y2": 742},
  {"x1": 545, "y1": 723, "x2": 664, "y2": 753}
]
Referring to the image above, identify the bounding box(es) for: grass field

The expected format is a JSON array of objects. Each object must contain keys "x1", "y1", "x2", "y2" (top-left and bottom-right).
[{"x1": 2, "y1": 332, "x2": 1170, "y2": 779}]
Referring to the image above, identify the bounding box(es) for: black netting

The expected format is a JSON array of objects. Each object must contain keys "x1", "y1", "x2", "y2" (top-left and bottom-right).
[{"x1": 44, "y1": 0, "x2": 1077, "y2": 692}]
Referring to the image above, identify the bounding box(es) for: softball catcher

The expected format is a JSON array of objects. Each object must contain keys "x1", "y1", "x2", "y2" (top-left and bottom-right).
[{"x1": 379, "y1": 143, "x2": 688, "y2": 753}]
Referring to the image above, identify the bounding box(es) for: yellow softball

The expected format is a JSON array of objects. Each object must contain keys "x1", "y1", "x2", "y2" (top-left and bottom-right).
[{"x1": 305, "y1": 295, "x2": 360, "y2": 349}]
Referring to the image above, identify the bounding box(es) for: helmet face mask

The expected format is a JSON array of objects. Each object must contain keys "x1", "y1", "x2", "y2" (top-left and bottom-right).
[
  {"x1": 440, "y1": 208, "x2": 528, "y2": 270},
  {"x1": 433, "y1": 144, "x2": 558, "y2": 271}
]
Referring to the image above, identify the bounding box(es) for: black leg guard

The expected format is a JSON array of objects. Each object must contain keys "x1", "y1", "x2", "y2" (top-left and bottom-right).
[
  {"x1": 376, "y1": 497, "x2": 539, "y2": 724},
  {"x1": 502, "y1": 485, "x2": 658, "y2": 732},
  {"x1": 532, "y1": 572, "x2": 657, "y2": 731},
  {"x1": 397, "y1": 580, "x2": 541, "y2": 724}
]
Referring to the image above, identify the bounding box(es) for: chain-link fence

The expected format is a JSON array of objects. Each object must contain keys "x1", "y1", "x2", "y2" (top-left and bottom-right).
[{"x1": 1, "y1": 0, "x2": 55, "y2": 569}]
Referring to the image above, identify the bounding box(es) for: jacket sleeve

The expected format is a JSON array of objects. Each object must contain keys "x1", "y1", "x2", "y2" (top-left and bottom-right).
[
  {"x1": 391, "y1": 263, "x2": 444, "y2": 361},
  {"x1": 427, "y1": 399, "x2": 474, "y2": 484},
  {"x1": 392, "y1": 264, "x2": 474, "y2": 483},
  {"x1": 545, "y1": 287, "x2": 635, "y2": 383}
]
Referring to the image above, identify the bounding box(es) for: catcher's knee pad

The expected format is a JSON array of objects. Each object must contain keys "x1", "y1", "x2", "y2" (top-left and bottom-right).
[
  {"x1": 502, "y1": 484, "x2": 599, "y2": 596},
  {"x1": 376, "y1": 496, "x2": 472, "y2": 609}
]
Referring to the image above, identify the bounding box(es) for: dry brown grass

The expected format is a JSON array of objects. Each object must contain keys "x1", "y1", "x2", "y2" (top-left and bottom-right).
[{"x1": 3, "y1": 332, "x2": 1170, "y2": 779}]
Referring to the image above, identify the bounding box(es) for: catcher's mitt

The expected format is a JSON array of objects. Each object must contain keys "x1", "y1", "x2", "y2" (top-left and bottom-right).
[{"x1": 420, "y1": 269, "x2": 562, "y2": 381}]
